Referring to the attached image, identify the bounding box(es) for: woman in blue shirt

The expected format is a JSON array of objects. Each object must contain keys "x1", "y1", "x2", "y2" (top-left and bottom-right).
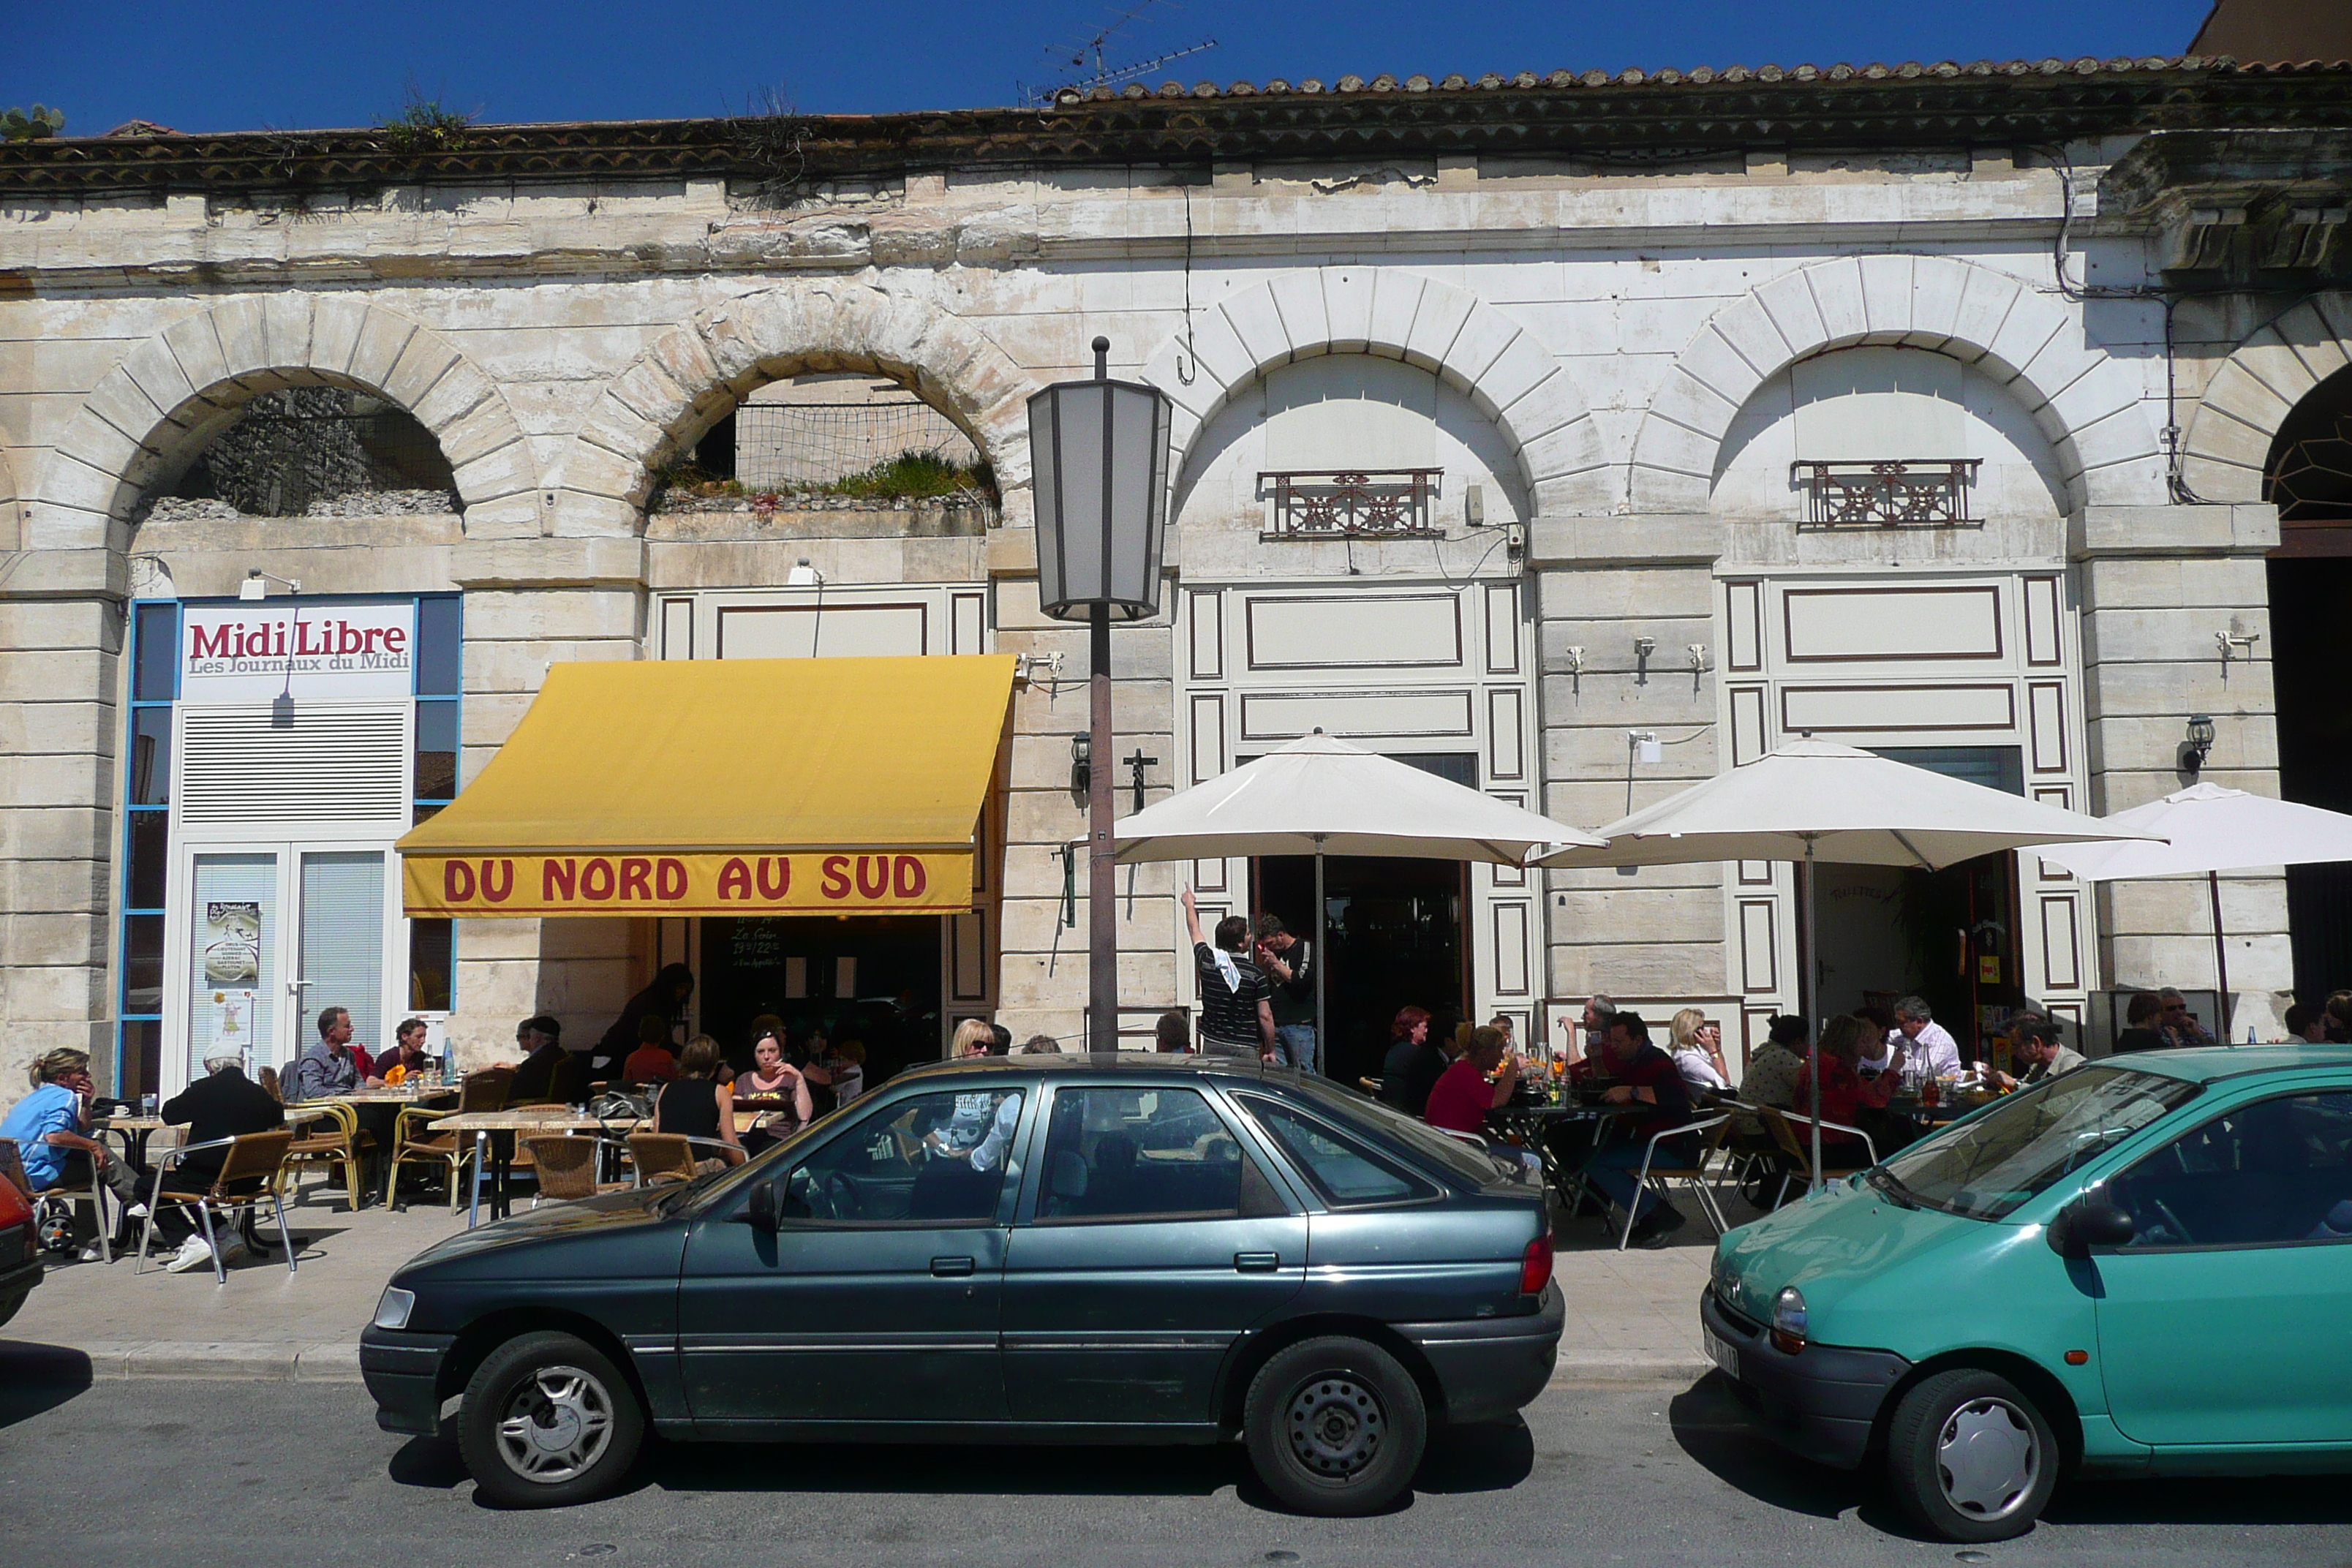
[{"x1": 0, "y1": 1049, "x2": 146, "y2": 1244}]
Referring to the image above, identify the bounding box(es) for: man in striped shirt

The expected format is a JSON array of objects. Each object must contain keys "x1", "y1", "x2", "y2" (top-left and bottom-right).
[{"x1": 1180, "y1": 886, "x2": 1275, "y2": 1060}]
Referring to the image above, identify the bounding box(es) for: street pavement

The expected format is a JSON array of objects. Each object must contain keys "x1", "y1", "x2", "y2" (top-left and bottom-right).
[{"x1": 4, "y1": 1368, "x2": 2344, "y2": 1566}]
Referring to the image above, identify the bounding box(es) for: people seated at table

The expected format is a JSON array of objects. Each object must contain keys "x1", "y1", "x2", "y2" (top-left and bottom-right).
[
  {"x1": 154, "y1": 1050, "x2": 284, "y2": 1273},
  {"x1": 2285, "y1": 1000, "x2": 2329, "y2": 1044},
  {"x1": 1891, "y1": 996, "x2": 1964, "y2": 1084},
  {"x1": 1667, "y1": 1009, "x2": 1730, "y2": 1093},
  {"x1": 823, "y1": 1039, "x2": 867, "y2": 1106},
  {"x1": 507, "y1": 1015, "x2": 584, "y2": 1105},
  {"x1": 289, "y1": 1006, "x2": 381, "y2": 1101},
  {"x1": 0, "y1": 1047, "x2": 146, "y2": 1254},
  {"x1": 734, "y1": 1028, "x2": 813, "y2": 1153},
  {"x1": 1424, "y1": 1025, "x2": 1520, "y2": 1135},
  {"x1": 1569, "y1": 1011, "x2": 1697, "y2": 1248},
  {"x1": 1991, "y1": 1016, "x2": 2086, "y2": 1089},
  {"x1": 2327, "y1": 990, "x2": 2352, "y2": 1044},
  {"x1": 621, "y1": 1013, "x2": 679, "y2": 1085},
  {"x1": 655, "y1": 1034, "x2": 742, "y2": 1169},
  {"x1": 376, "y1": 1017, "x2": 437, "y2": 1086},
  {"x1": 1851, "y1": 1003, "x2": 1899, "y2": 1075},
  {"x1": 2155, "y1": 987, "x2": 2218, "y2": 1049},
  {"x1": 1791, "y1": 1014, "x2": 1905, "y2": 1156},
  {"x1": 1377, "y1": 1006, "x2": 1448, "y2": 1119},
  {"x1": 1020, "y1": 1034, "x2": 1063, "y2": 1054},
  {"x1": 592, "y1": 962, "x2": 696, "y2": 1081}
]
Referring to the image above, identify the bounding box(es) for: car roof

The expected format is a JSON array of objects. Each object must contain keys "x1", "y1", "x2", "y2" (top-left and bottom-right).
[
  {"x1": 2095, "y1": 1044, "x2": 2352, "y2": 1085},
  {"x1": 893, "y1": 1052, "x2": 1297, "y2": 1084}
]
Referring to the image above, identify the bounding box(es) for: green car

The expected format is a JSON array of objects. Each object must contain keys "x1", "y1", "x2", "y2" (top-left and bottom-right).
[{"x1": 1702, "y1": 1046, "x2": 2352, "y2": 1542}]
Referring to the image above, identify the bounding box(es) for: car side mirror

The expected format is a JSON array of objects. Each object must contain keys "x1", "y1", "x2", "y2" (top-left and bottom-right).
[
  {"x1": 743, "y1": 1178, "x2": 780, "y2": 1232},
  {"x1": 2048, "y1": 1194, "x2": 2134, "y2": 1258}
]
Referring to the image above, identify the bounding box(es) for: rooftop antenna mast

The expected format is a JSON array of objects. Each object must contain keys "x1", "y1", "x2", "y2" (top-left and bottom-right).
[{"x1": 1019, "y1": 0, "x2": 1218, "y2": 105}]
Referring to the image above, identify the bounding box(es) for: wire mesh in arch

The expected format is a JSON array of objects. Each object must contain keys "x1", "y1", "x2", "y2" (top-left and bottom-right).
[{"x1": 732, "y1": 399, "x2": 978, "y2": 488}]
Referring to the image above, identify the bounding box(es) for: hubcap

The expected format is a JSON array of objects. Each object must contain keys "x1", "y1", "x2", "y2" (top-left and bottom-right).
[
  {"x1": 1286, "y1": 1376, "x2": 1384, "y2": 1479},
  {"x1": 494, "y1": 1364, "x2": 615, "y2": 1485},
  {"x1": 1936, "y1": 1397, "x2": 2038, "y2": 1520}
]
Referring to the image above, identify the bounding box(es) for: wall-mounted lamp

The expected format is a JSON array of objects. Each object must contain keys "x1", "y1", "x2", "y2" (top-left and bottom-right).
[
  {"x1": 239, "y1": 568, "x2": 302, "y2": 600},
  {"x1": 787, "y1": 559, "x2": 824, "y2": 588},
  {"x1": 1633, "y1": 636, "x2": 1656, "y2": 687},
  {"x1": 2215, "y1": 629, "x2": 2259, "y2": 664},
  {"x1": 2181, "y1": 713, "x2": 2216, "y2": 777},
  {"x1": 1070, "y1": 733, "x2": 1092, "y2": 804},
  {"x1": 1628, "y1": 729, "x2": 1663, "y2": 765}
]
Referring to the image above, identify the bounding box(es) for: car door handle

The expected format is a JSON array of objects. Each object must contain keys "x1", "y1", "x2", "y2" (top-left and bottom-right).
[
  {"x1": 1235, "y1": 1251, "x2": 1281, "y2": 1273},
  {"x1": 931, "y1": 1255, "x2": 976, "y2": 1277}
]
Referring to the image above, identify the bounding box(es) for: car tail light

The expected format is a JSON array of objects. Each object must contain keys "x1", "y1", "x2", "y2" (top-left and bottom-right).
[{"x1": 1519, "y1": 1235, "x2": 1554, "y2": 1296}]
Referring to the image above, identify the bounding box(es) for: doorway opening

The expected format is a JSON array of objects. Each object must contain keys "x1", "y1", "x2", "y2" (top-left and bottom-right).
[
  {"x1": 698, "y1": 916, "x2": 943, "y2": 1086},
  {"x1": 1811, "y1": 851, "x2": 2025, "y2": 1064},
  {"x1": 2267, "y1": 556, "x2": 2352, "y2": 1003},
  {"x1": 1252, "y1": 855, "x2": 1468, "y2": 1085}
]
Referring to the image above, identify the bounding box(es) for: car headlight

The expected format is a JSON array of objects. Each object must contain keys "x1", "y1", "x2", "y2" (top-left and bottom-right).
[
  {"x1": 372, "y1": 1286, "x2": 415, "y2": 1331},
  {"x1": 1770, "y1": 1286, "x2": 1808, "y2": 1354}
]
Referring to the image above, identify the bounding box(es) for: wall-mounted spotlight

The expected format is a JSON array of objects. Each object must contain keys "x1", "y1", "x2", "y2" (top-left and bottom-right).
[
  {"x1": 239, "y1": 568, "x2": 302, "y2": 600},
  {"x1": 1070, "y1": 733, "x2": 1092, "y2": 804},
  {"x1": 2181, "y1": 713, "x2": 2215, "y2": 777}
]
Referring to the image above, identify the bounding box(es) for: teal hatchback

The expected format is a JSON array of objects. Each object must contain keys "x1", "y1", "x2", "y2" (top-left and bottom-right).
[{"x1": 1701, "y1": 1047, "x2": 2352, "y2": 1542}]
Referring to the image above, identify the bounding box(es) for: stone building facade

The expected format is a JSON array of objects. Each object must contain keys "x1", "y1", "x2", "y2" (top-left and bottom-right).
[{"x1": 4, "y1": 57, "x2": 2348, "y2": 1104}]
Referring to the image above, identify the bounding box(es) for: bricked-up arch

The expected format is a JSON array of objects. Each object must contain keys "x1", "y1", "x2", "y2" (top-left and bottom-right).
[
  {"x1": 552, "y1": 284, "x2": 1036, "y2": 534},
  {"x1": 28, "y1": 295, "x2": 539, "y2": 548},
  {"x1": 1631, "y1": 255, "x2": 2168, "y2": 513},
  {"x1": 1144, "y1": 266, "x2": 1610, "y2": 516},
  {"x1": 2181, "y1": 295, "x2": 2352, "y2": 504}
]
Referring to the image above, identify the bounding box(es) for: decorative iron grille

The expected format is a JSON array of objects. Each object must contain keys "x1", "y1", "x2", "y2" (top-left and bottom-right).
[
  {"x1": 1793, "y1": 459, "x2": 1980, "y2": 528},
  {"x1": 1259, "y1": 470, "x2": 1442, "y2": 539}
]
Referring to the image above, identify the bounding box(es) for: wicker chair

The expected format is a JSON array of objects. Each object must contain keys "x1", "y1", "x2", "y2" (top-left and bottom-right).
[
  {"x1": 626, "y1": 1131, "x2": 744, "y2": 1186},
  {"x1": 137, "y1": 1128, "x2": 298, "y2": 1284},
  {"x1": 279, "y1": 1101, "x2": 372, "y2": 1213},
  {"x1": 521, "y1": 1135, "x2": 631, "y2": 1206},
  {"x1": 388, "y1": 1068, "x2": 513, "y2": 1211}
]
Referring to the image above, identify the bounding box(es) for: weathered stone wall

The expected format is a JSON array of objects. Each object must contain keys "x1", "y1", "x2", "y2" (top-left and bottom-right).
[{"x1": 0, "y1": 143, "x2": 2320, "y2": 1097}]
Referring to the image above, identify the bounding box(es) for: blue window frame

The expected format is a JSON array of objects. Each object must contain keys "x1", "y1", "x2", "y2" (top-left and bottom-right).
[{"x1": 115, "y1": 593, "x2": 464, "y2": 1091}]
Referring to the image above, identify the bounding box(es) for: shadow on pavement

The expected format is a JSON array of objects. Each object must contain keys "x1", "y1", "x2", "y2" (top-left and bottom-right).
[
  {"x1": 1665, "y1": 1372, "x2": 1923, "y2": 1538},
  {"x1": 392, "y1": 1413, "x2": 1533, "y2": 1514},
  {"x1": 2045, "y1": 1477, "x2": 2352, "y2": 1529},
  {"x1": 0, "y1": 1341, "x2": 94, "y2": 1429}
]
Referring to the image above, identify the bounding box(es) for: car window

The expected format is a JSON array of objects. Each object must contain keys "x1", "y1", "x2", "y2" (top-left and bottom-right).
[
  {"x1": 1878, "y1": 1066, "x2": 2200, "y2": 1221},
  {"x1": 1034, "y1": 1086, "x2": 1249, "y2": 1223},
  {"x1": 2106, "y1": 1091, "x2": 2352, "y2": 1249},
  {"x1": 778, "y1": 1087, "x2": 1022, "y2": 1226},
  {"x1": 1292, "y1": 1076, "x2": 1517, "y2": 1188},
  {"x1": 1237, "y1": 1095, "x2": 1436, "y2": 1208}
]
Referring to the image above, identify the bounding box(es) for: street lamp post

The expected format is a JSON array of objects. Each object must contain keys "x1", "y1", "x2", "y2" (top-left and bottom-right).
[{"x1": 1027, "y1": 336, "x2": 1172, "y2": 1052}]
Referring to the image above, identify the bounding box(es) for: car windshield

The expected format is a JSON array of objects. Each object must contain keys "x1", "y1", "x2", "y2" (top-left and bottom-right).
[
  {"x1": 1879, "y1": 1066, "x2": 2201, "y2": 1221},
  {"x1": 1290, "y1": 1077, "x2": 1520, "y2": 1189}
]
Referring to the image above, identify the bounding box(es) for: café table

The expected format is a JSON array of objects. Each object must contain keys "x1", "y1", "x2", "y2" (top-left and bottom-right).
[
  {"x1": 1485, "y1": 1101, "x2": 1641, "y2": 1221},
  {"x1": 443, "y1": 1108, "x2": 644, "y2": 1228}
]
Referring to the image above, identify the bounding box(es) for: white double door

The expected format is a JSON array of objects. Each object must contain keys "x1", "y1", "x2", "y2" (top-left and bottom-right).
[{"x1": 162, "y1": 837, "x2": 404, "y2": 1098}]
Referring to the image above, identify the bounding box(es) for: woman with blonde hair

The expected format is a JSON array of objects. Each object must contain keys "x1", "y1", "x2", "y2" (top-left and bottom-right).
[
  {"x1": 951, "y1": 1017, "x2": 997, "y2": 1058},
  {"x1": 1667, "y1": 1009, "x2": 1731, "y2": 1092}
]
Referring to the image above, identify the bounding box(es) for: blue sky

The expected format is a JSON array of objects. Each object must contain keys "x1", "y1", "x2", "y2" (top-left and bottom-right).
[{"x1": 9, "y1": 1, "x2": 2217, "y2": 137}]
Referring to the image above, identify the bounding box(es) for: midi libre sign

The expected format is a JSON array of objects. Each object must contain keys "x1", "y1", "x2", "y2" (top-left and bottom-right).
[
  {"x1": 401, "y1": 851, "x2": 973, "y2": 917},
  {"x1": 182, "y1": 603, "x2": 415, "y2": 704}
]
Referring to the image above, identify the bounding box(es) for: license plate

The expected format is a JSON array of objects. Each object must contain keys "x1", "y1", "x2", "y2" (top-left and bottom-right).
[{"x1": 1702, "y1": 1324, "x2": 1738, "y2": 1379}]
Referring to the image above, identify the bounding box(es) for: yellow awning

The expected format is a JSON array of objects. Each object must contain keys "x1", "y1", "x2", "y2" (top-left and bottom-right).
[{"x1": 397, "y1": 655, "x2": 1013, "y2": 917}]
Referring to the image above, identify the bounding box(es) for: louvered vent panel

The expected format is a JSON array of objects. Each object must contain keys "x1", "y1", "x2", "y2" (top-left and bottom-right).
[{"x1": 178, "y1": 705, "x2": 410, "y2": 825}]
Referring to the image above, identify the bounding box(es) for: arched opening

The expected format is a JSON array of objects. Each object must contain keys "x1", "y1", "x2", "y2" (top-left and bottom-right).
[
  {"x1": 2264, "y1": 363, "x2": 2352, "y2": 1002},
  {"x1": 137, "y1": 386, "x2": 457, "y2": 523}
]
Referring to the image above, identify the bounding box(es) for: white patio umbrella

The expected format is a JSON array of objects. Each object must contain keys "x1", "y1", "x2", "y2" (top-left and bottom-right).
[
  {"x1": 1531, "y1": 740, "x2": 2164, "y2": 1189},
  {"x1": 1112, "y1": 731, "x2": 1605, "y2": 1059},
  {"x1": 2035, "y1": 782, "x2": 2352, "y2": 1038}
]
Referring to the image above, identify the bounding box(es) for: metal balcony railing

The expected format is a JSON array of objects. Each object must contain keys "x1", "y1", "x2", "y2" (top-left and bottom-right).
[
  {"x1": 1793, "y1": 459, "x2": 1982, "y2": 529},
  {"x1": 1259, "y1": 470, "x2": 1442, "y2": 539}
]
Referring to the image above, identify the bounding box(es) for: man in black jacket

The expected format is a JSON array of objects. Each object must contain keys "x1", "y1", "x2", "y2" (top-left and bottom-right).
[
  {"x1": 153, "y1": 1052, "x2": 284, "y2": 1273},
  {"x1": 508, "y1": 1016, "x2": 582, "y2": 1104}
]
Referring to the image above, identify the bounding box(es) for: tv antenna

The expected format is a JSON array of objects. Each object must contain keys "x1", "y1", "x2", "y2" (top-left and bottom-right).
[{"x1": 1019, "y1": 0, "x2": 1218, "y2": 106}]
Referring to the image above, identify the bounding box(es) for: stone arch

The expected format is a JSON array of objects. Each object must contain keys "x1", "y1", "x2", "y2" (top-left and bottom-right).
[
  {"x1": 2180, "y1": 295, "x2": 2352, "y2": 503},
  {"x1": 551, "y1": 284, "x2": 1036, "y2": 533},
  {"x1": 1142, "y1": 266, "x2": 1610, "y2": 516},
  {"x1": 27, "y1": 294, "x2": 539, "y2": 548},
  {"x1": 1629, "y1": 255, "x2": 2168, "y2": 513}
]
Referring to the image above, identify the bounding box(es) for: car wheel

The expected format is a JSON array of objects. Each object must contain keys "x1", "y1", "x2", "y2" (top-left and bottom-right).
[
  {"x1": 458, "y1": 1331, "x2": 644, "y2": 1509},
  {"x1": 1243, "y1": 1335, "x2": 1427, "y2": 1517},
  {"x1": 1885, "y1": 1368, "x2": 2058, "y2": 1542}
]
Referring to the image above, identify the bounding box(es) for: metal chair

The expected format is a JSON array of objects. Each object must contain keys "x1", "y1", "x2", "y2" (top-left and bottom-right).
[
  {"x1": 137, "y1": 1128, "x2": 298, "y2": 1284},
  {"x1": 388, "y1": 1068, "x2": 513, "y2": 1211},
  {"x1": 10, "y1": 1136, "x2": 119, "y2": 1262},
  {"x1": 521, "y1": 1135, "x2": 632, "y2": 1206},
  {"x1": 1617, "y1": 1114, "x2": 1733, "y2": 1251},
  {"x1": 625, "y1": 1131, "x2": 745, "y2": 1186},
  {"x1": 280, "y1": 1101, "x2": 372, "y2": 1212},
  {"x1": 1759, "y1": 1107, "x2": 1880, "y2": 1207}
]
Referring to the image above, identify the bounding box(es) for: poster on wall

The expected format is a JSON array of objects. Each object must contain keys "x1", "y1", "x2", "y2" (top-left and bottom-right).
[
  {"x1": 206, "y1": 989, "x2": 259, "y2": 1058},
  {"x1": 181, "y1": 601, "x2": 416, "y2": 705},
  {"x1": 201, "y1": 901, "x2": 262, "y2": 987}
]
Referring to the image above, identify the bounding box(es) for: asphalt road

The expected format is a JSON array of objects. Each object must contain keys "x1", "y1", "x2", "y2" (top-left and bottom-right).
[{"x1": 4, "y1": 1355, "x2": 2347, "y2": 1567}]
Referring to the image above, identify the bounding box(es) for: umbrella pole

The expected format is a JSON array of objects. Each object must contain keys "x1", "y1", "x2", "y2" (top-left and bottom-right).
[
  {"x1": 1805, "y1": 837, "x2": 1823, "y2": 1195},
  {"x1": 2210, "y1": 869, "x2": 2232, "y2": 1041},
  {"x1": 1313, "y1": 837, "x2": 1327, "y2": 1075}
]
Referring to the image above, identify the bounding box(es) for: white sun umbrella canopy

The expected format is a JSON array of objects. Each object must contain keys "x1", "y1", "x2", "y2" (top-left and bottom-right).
[
  {"x1": 2035, "y1": 783, "x2": 2352, "y2": 1038},
  {"x1": 1114, "y1": 731, "x2": 1604, "y2": 1063},
  {"x1": 1531, "y1": 740, "x2": 2163, "y2": 1191}
]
